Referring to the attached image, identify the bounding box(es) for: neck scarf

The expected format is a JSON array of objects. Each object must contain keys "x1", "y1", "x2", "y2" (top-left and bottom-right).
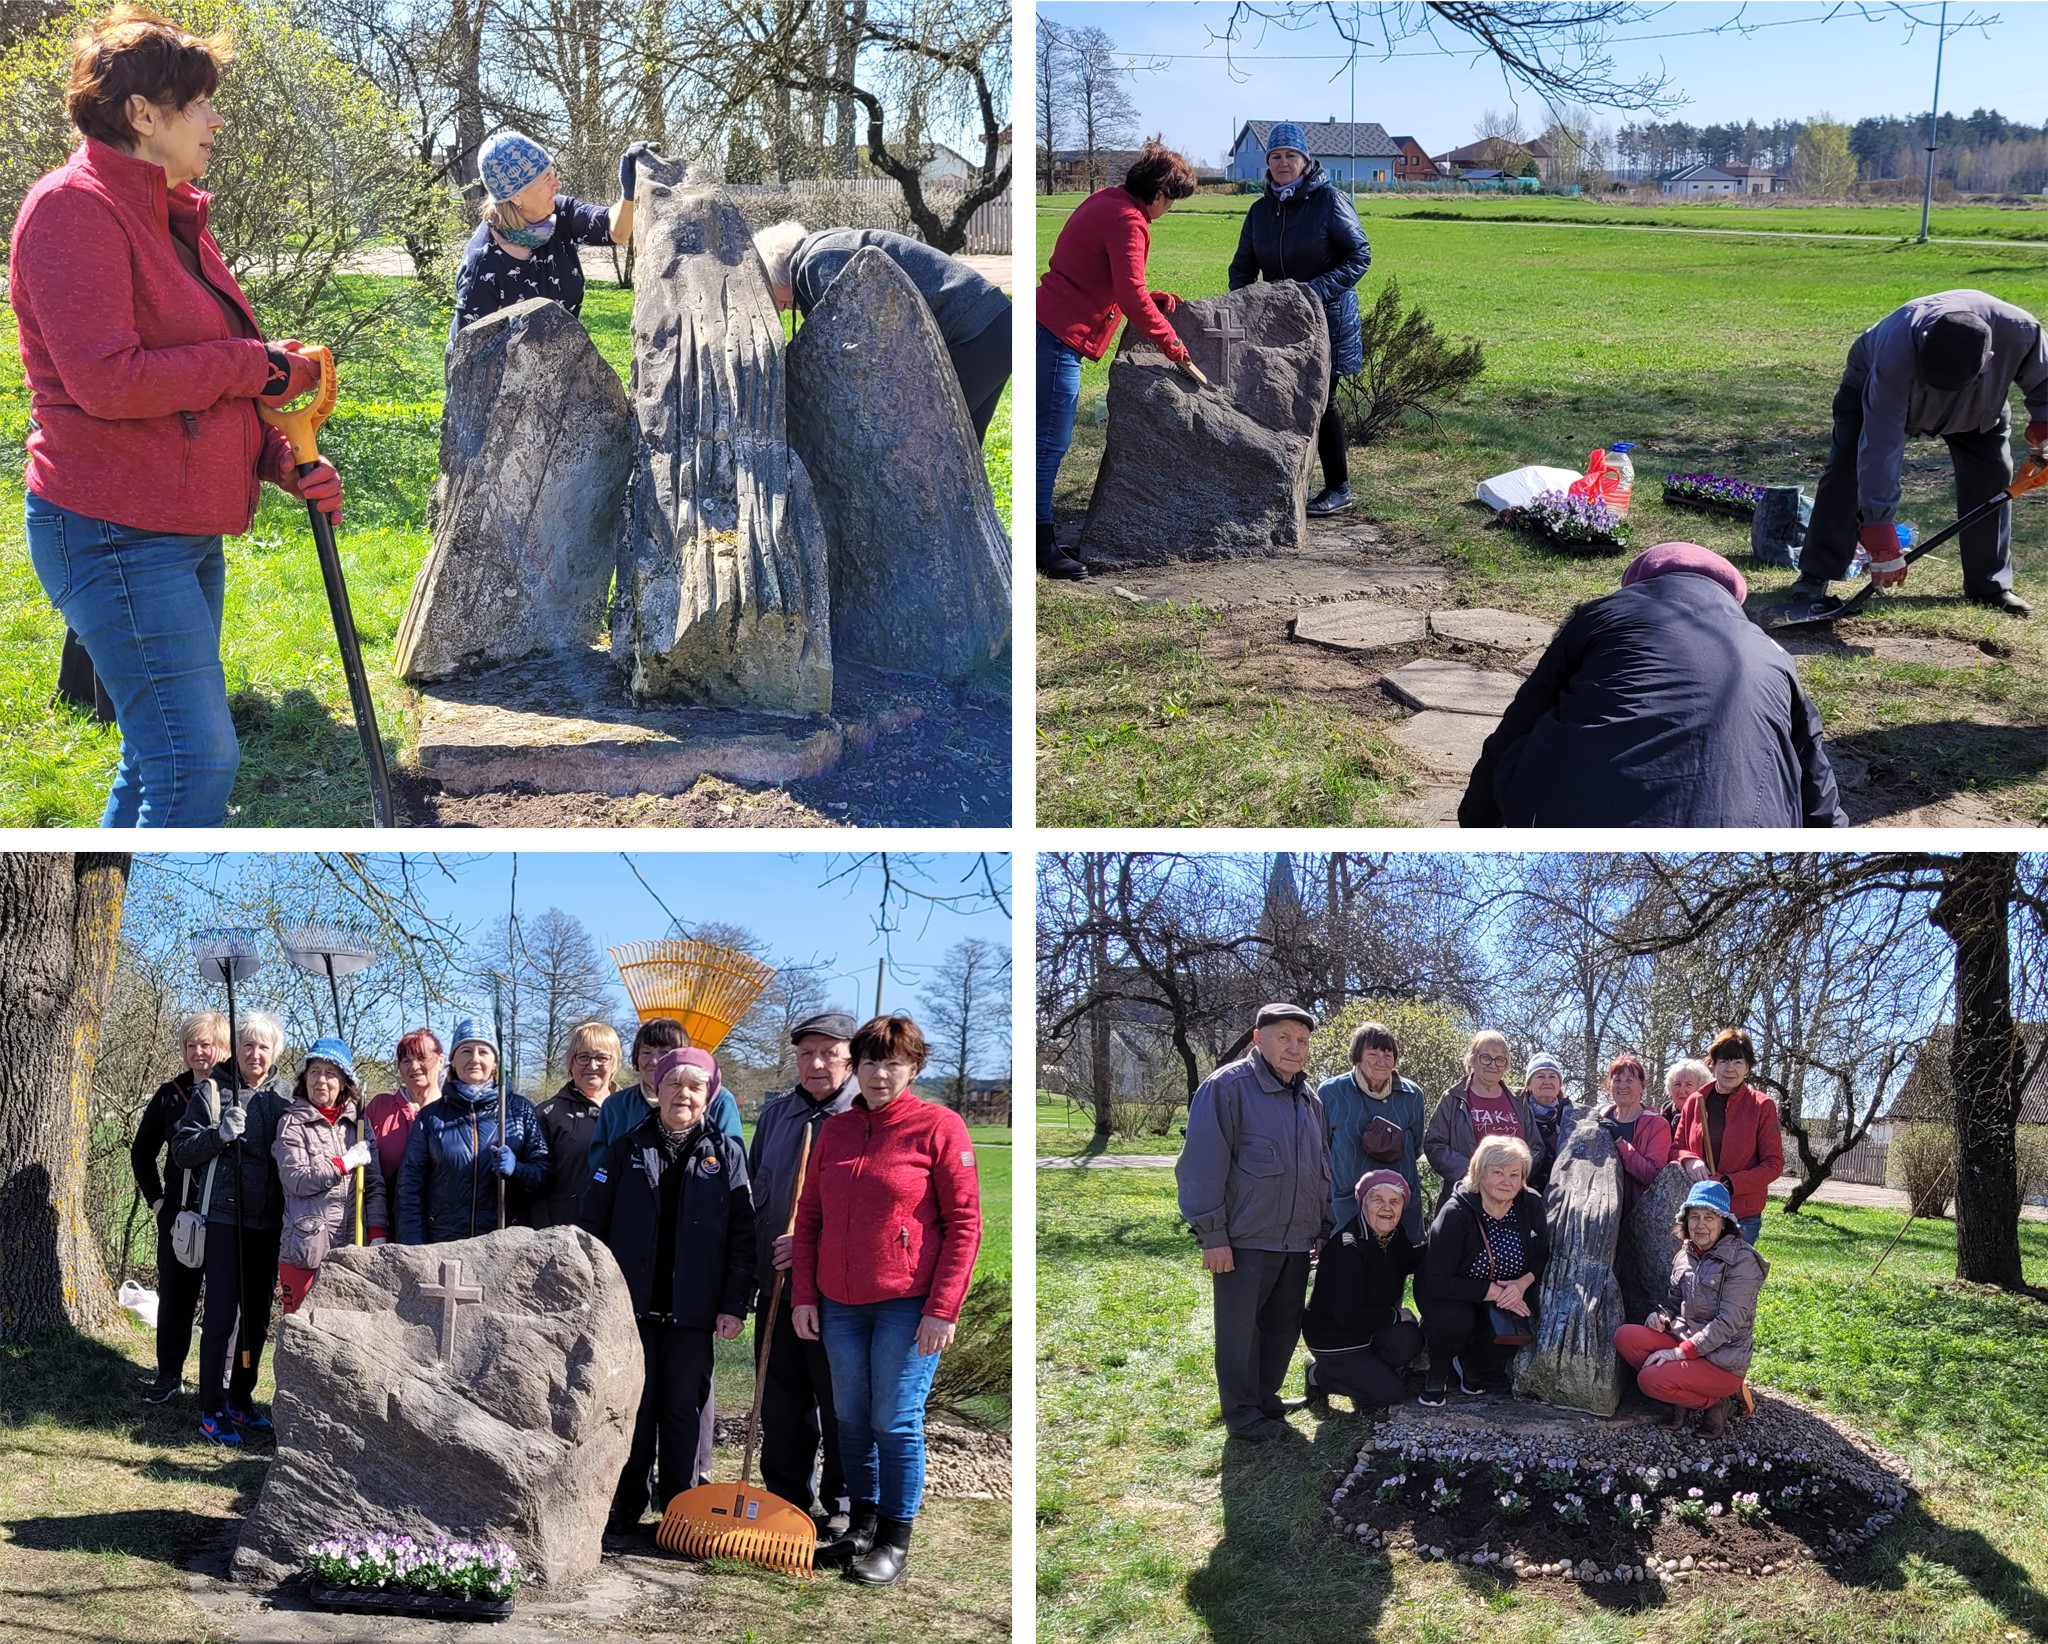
[
  {"x1": 655, "y1": 1118, "x2": 703, "y2": 1162},
  {"x1": 453, "y1": 1077, "x2": 496, "y2": 1103},
  {"x1": 1272, "y1": 179, "x2": 1299, "y2": 200},
  {"x1": 495, "y1": 213, "x2": 556, "y2": 251},
  {"x1": 315, "y1": 1101, "x2": 346, "y2": 1125}
]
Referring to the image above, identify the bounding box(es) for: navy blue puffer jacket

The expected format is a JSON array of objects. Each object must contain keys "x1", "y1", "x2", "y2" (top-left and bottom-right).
[
  {"x1": 1227, "y1": 163, "x2": 1371, "y2": 377},
  {"x1": 395, "y1": 1083, "x2": 550, "y2": 1244}
]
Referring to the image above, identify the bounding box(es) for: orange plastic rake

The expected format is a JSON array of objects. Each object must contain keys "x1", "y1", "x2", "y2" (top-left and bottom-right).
[{"x1": 609, "y1": 939, "x2": 777, "y2": 1052}]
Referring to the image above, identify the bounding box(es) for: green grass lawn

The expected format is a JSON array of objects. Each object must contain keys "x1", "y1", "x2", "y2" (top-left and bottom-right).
[
  {"x1": 1037, "y1": 1163, "x2": 2048, "y2": 1644},
  {"x1": 1037, "y1": 194, "x2": 2048, "y2": 827},
  {"x1": 0, "y1": 272, "x2": 1012, "y2": 827}
]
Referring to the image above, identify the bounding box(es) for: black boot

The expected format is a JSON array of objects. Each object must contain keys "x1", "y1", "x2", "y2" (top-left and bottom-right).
[
  {"x1": 816, "y1": 1501, "x2": 879, "y2": 1568},
  {"x1": 848, "y1": 1516, "x2": 913, "y2": 1586},
  {"x1": 1038, "y1": 522, "x2": 1089, "y2": 581}
]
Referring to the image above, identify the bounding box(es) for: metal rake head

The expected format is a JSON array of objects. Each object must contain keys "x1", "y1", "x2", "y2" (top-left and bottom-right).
[
  {"x1": 190, "y1": 928, "x2": 265, "y2": 986},
  {"x1": 280, "y1": 925, "x2": 380, "y2": 978}
]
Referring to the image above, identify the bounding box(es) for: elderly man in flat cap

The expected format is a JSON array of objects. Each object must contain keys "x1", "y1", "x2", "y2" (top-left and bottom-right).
[
  {"x1": 747, "y1": 1008, "x2": 862, "y2": 1538},
  {"x1": 1175, "y1": 1003, "x2": 1333, "y2": 1442},
  {"x1": 1791, "y1": 288, "x2": 2048, "y2": 616}
]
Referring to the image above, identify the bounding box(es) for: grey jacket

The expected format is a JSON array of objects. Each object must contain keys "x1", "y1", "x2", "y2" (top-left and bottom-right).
[
  {"x1": 1421, "y1": 1080, "x2": 1549, "y2": 1211},
  {"x1": 1847, "y1": 288, "x2": 2048, "y2": 525},
  {"x1": 1661, "y1": 1229, "x2": 1769, "y2": 1375},
  {"x1": 746, "y1": 1073, "x2": 859, "y2": 1293},
  {"x1": 1176, "y1": 1051, "x2": 1331, "y2": 1253},
  {"x1": 273, "y1": 1092, "x2": 389, "y2": 1269}
]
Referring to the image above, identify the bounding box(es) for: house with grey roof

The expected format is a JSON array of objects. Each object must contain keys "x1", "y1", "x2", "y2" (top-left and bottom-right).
[{"x1": 1227, "y1": 119, "x2": 1405, "y2": 185}]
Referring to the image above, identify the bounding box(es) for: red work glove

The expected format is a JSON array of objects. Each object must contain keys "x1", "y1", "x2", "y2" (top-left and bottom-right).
[
  {"x1": 1860, "y1": 522, "x2": 1908, "y2": 587},
  {"x1": 279, "y1": 455, "x2": 344, "y2": 525},
  {"x1": 1152, "y1": 291, "x2": 1184, "y2": 313},
  {"x1": 2026, "y1": 418, "x2": 2048, "y2": 457},
  {"x1": 259, "y1": 339, "x2": 321, "y2": 406}
]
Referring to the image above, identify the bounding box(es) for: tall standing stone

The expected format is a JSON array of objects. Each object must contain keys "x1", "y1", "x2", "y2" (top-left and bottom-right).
[
  {"x1": 1513, "y1": 1123, "x2": 1626, "y2": 1415},
  {"x1": 614, "y1": 155, "x2": 833, "y2": 714},
  {"x1": 787, "y1": 247, "x2": 1010, "y2": 680},
  {"x1": 1619, "y1": 1161, "x2": 1693, "y2": 1328},
  {"x1": 1077, "y1": 282, "x2": 1327, "y2": 567},
  {"x1": 232, "y1": 1228, "x2": 642, "y2": 1589},
  {"x1": 396, "y1": 299, "x2": 632, "y2": 683}
]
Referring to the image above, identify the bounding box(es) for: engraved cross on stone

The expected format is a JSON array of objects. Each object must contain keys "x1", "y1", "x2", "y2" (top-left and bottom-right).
[
  {"x1": 419, "y1": 1259, "x2": 484, "y2": 1362},
  {"x1": 1203, "y1": 312, "x2": 1248, "y2": 388}
]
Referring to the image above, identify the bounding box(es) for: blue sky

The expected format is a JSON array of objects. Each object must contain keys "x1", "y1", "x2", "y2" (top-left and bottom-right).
[{"x1": 1040, "y1": 2, "x2": 2048, "y2": 167}]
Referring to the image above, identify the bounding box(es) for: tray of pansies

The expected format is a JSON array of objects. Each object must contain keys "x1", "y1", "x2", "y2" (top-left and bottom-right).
[
  {"x1": 305, "y1": 1531, "x2": 521, "y2": 1621},
  {"x1": 1663, "y1": 473, "x2": 1767, "y2": 518}
]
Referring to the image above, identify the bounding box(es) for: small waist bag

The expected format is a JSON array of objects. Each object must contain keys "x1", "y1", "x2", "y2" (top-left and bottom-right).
[{"x1": 170, "y1": 1081, "x2": 221, "y2": 1269}]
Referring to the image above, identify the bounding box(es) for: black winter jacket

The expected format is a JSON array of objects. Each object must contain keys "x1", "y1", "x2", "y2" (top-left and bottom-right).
[
  {"x1": 168, "y1": 1063, "x2": 288, "y2": 1229},
  {"x1": 1459, "y1": 574, "x2": 1848, "y2": 829},
  {"x1": 1227, "y1": 163, "x2": 1371, "y2": 377},
  {"x1": 580, "y1": 1116, "x2": 757, "y2": 1328},
  {"x1": 1303, "y1": 1213, "x2": 1419, "y2": 1351},
  {"x1": 132, "y1": 1068, "x2": 198, "y2": 1227},
  {"x1": 746, "y1": 1075, "x2": 859, "y2": 1293},
  {"x1": 526, "y1": 1084, "x2": 604, "y2": 1230},
  {"x1": 395, "y1": 1084, "x2": 549, "y2": 1244},
  {"x1": 1419, "y1": 1185, "x2": 1549, "y2": 1305}
]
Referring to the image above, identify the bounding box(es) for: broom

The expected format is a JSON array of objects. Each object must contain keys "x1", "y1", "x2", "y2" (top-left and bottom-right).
[
  {"x1": 655, "y1": 1124, "x2": 818, "y2": 1576},
  {"x1": 610, "y1": 940, "x2": 777, "y2": 1052}
]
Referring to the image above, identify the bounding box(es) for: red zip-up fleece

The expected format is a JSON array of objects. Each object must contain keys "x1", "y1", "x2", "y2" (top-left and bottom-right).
[
  {"x1": 1036, "y1": 185, "x2": 1186, "y2": 363},
  {"x1": 791, "y1": 1090, "x2": 982, "y2": 1323},
  {"x1": 9, "y1": 138, "x2": 294, "y2": 535}
]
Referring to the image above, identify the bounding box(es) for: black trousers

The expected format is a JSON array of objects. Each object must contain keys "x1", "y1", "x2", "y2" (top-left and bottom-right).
[
  {"x1": 952, "y1": 307, "x2": 1013, "y2": 447},
  {"x1": 1210, "y1": 1248, "x2": 1311, "y2": 1433},
  {"x1": 754, "y1": 1293, "x2": 847, "y2": 1514},
  {"x1": 197, "y1": 1220, "x2": 280, "y2": 1415},
  {"x1": 1316, "y1": 380, "x2": 1349, "y2": 491},
  {"x1": 617, "y1": 1320, "x2": 716, "y2": 1520},
  {"x1": 152, "y1": 1213, "x2": 206, "y2": 1385},
  {"x1": 1308, "y1": 1319, "x2": 1423, "y2": 1407},
  {"x1": 1418, "y1": 1293, "x2": 1514, "y2": 1381},
  {"x1": 1800, "y1": 372, "x2": 2014, "y2": 595}
]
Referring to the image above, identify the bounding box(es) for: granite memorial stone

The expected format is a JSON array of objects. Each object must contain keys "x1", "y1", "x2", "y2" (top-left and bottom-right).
[{"x1": 1619, "y1": 1161, "x2": 1693, "y2": 1329}]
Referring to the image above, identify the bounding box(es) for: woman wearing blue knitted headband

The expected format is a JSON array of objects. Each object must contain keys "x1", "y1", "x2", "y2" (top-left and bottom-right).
[{"x1": 448, "y1": 130, "x2": 655, "y2": 350}]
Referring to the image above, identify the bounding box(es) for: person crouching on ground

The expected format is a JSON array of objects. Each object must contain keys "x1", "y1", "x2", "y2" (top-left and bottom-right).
[
  {"x1": 580, "y1": 1048, "x2": 753, "y2": 1536},
  {"x1": 1613, "y1": 1180, "x2": 1767, "y2": 1436},
  {"x1": 792, "y1": 1014, "x2": 982, "y2": 1587},
  {"x1": 1417, "y1": 1135, "x2": 1548, "y2": 1406},
  {"x1": 10, "y1": 5, "x2": 344, "y2": 825},
  {"x1": 1461, "y1": 542, "x2": 1847, "y2": 829},
  {"x1": 449, "y1": 131, "x2": 647, "y2": 348},
  {"x1": 1302, "y1": 1171, "x2": 1423, "y2": 1410},
  {"x1": 271, "y1": 1036, "x2": 386, "y2": 1314},
  {"x1": 394, "y1": 1018, "x2": 548, "y2": 1242},
  {"x1": 755, "y1": 222, "x2": 1011, "y2": 444}
]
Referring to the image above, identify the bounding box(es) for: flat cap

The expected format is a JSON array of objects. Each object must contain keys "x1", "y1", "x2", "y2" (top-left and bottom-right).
[
  {"x1": 1254, "y1": 1002, "x2": 1316, "y2": 1030},
  {"x1": 791, "y1": 1010, "x2": 858, "y2": 1046}
]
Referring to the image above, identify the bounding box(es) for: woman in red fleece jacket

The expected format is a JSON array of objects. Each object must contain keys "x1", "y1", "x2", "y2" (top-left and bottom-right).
[
  {"x1": 9, "y1": 6, "x2": 343, "y2": 827},
  {"x1": 1034, "y1": 138, "x2": 1204, "y2": 581},
  {"x1": 792, "y1": 1013, "x2": 981, "y2": 1588},
  {"x1": 1672, "y1": 1028, "x2": 1784, "y2": 1245}
]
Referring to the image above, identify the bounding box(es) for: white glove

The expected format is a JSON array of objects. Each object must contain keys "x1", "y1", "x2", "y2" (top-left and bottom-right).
[
  {"x1": 217, "y1": 1104, "x2": 247, "y2": 1142},
  {"x1": 341, "y1": 1142, "x2": 374, "y2": 1172}
]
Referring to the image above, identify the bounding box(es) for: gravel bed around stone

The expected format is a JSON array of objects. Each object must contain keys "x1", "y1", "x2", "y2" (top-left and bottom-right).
[{"x1": 1326, "y1": 1387, "x2": 1911, "y2": 1588}]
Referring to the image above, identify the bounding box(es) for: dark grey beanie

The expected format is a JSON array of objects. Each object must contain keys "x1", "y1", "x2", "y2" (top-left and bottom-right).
[{"x1": 1916, "y1": 310, "x2": 1993, "y2": 391}]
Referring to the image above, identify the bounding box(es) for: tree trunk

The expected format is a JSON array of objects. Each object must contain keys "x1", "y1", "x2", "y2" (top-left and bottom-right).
[
  {"x1": 1085, "y1": 855, "x2": 1113, "y2": 1144},
  {"x1": 0, "y1": 853, "x2": 131, "y2": 1339},
  {"x1": 1930, "y1": 853, "x2": 2026, "y2": 1289}
]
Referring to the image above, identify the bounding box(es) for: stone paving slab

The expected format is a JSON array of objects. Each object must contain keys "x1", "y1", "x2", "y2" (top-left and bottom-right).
[
  {"x1": 1389, "y1": 708, "x2": 1497, "y2": 775},
  {"x1": 1516, "y1": 648, "x2": 1548, "y2": 675},
  {"x1": 1383, "y1": 658, "x2": 1525, "y2": 716},
  {"x1": 1429, "y1": 607, "x2": 1558, "y2": 650},
  {"x1": 1390, "y1": 782, "x2": 1465, "y2": 827},
  {"x1": 1105, "y1": 560, "x2": 1450, "y2": 611},
  {"x1": 1292, "y1": 601, "x2": 1429, "y2": 652}
]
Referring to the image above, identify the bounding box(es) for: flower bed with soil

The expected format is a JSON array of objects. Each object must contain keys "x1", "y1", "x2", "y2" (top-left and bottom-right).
[{"x1": 1327, "y1": 1392, "x2": 1910, "y2": 1589}]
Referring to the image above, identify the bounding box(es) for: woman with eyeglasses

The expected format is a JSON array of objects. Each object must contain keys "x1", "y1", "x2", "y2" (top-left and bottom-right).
[
  {"x1": 1422, "y1": 1030, "x2": 1547, "y2": 1213},
  {"x1": 1671, "y1": 1028, "x2": 1783, "y2": 1244},
  {"x1": 528, "y1": 1021, "x2": 621, "y2": 1228}
]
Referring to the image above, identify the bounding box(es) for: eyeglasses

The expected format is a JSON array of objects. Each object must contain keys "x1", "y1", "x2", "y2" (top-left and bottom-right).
[
  {"x1": 1473, "y1": 1053, "x2": 1509, "y2": 1067},
  {"x1": 572, "y1": 1052, "x2": 616, "y2": 1067}
]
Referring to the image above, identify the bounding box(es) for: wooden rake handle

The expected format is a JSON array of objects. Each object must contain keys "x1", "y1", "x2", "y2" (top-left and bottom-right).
[{"x1": 742, "y1": 1121, "x2": 814, "y2": 1488}]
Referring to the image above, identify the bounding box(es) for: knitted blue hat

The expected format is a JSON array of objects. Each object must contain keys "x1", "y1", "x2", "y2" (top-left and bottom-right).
[
  {"x1": 1525, "y1": 1052, "x2": 1564, "y2": 1078},
  {"x1": 303, "y1": 1036, "x2": 356, "y2": 1081},
  {"x1": 1680, "y1": 1179, "x2": 1734, "y2": 1221},
  {"x1": 449, "y1": 1016, "x2": 496, "y2": 1055},
  {"x1": 479, "y1": 131, "x2": 553, "y2": 202},
  {"x1": 1266, "y1": 121, "x2": 1309, "y2": 158}
]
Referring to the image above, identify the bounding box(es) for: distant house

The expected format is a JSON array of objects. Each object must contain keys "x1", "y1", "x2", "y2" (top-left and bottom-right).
[
  {"x1": 1387, "y1": 134, "x2": 1439, "y2": 182},
  {"x1": 1226, "y1": 119, "x2": 1405, "y2": 185},
  {"x1": 1045, "y1": 147, "x2": 1146, "y2": 193},
  {"x1": 1661, "y1": 161, "x2": 1744, "y2": 197},
  {"x1": 1437, "y1": 136, "x2": 1554, "y2": 181},
  {"x1": 1889, "y1": 1023, "x2": 2048, "y2": 1130},
  {"x1": 1719, "y1": 161, "x2": 1784, "y2": 194},
  {"x1": 921, "y1": 141, "x2": 975, "y2": 182}
]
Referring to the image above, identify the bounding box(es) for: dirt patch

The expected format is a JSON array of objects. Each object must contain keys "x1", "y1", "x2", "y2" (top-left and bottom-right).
[{"x1": 711, "y1": 1416, "x2": 1011, "y2": 1501}]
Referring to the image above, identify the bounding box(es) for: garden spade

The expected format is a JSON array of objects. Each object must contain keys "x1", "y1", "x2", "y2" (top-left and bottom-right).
[
  {"x1": 1767, "y1": 456, "x2": 2048, "y2": 631},
  {"x1": 192, "y1": 929, "x2": 264, "y2": 1373},
  {"x1": 255, "y1": 347, "x2": 395, "y2": 826},
  {"x1": 656, "y1": 1124, "x2": 817, "y2": 1576}
]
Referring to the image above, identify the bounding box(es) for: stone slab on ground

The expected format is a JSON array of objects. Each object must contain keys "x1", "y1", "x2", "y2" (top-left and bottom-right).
[
  {"x1": 1516, "y1": 648, "x2": 1548, "y2": 675},
  {"x1": 1430, "y1": 608, "x2": 1558, "y2": 650},
  {"x1": 1292, "y1": 602, "x2": 1429, "y2": 652},
  {"x1": 1107, "y1": 560, "x2": 1451, "y2": 612},
  {"x1": 414, "y1": 648, "x2": 933, "y2": 796},
  {"x1": 1388, "y1": 709, "x2": 1496, "y2": 776},
  {"x1": 1390, "y1": 782, "x2": 1465, "y2": 827},
  {"x1": 1308, "y1": 517, "x2": 1388, "y2": 553},
  {"x1": 1383, "y1": 659, "x2": 1524, "y2": 716}
]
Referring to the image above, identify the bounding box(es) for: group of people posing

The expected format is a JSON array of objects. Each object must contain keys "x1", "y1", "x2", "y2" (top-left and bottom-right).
[
  {"x1": 1175, "y1": 1008, "x2": 1778, "y2": 1441},
  {"x1": 132, "y1": 1005, "x2": 981, "y2": 1587}
]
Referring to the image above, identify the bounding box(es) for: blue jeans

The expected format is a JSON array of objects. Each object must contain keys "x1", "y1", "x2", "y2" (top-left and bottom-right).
[
  {"x1": 1036, "y1": 324, "x2": 1084, "y2": 526},
  {"x1": 821, "y1": 1294, "x2": 942, "y2": 1521},
  {"x1": 1737, "y1": 1213, "x2": 1762, "y2": 1245},
  {"x1": 25, "y1": 491, "x2": 236, "y2": 826}
]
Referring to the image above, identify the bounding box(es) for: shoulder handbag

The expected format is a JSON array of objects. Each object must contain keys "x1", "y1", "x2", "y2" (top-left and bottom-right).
[
  {"x1": 169, "y1": 1082, "x2": 221, "y2": 1269},
  {"x1": 1476, "y1": 1208, "x2": 1535, "y2": 1347},
  {"x1": 1361, "y1": 1112, "x2": 1407, "y2": 1165}
]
